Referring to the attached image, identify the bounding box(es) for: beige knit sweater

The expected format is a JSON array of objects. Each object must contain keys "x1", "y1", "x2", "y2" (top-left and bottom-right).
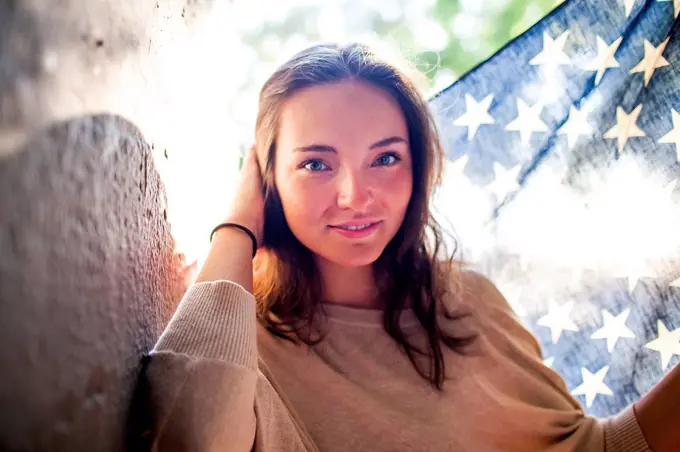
[{"x1": 147, "y1": 270, "x2": 652, "y2": 452}]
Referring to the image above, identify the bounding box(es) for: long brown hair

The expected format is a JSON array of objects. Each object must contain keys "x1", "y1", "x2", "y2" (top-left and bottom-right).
[{"x1": 252, "y1": 42, "x2": 476, "y2": 390}]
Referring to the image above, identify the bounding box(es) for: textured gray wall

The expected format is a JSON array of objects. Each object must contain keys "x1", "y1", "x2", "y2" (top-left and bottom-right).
[
  {"x1": 0, "y1": 116, "x2": 189, "y2": 451},
  {"x1": 0, "y1": 0, "x2": 212, "y2": 450}
]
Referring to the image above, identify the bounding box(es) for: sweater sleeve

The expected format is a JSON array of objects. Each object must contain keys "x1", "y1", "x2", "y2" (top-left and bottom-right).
[
  {"x1": 461, "y1": 270, "x2": 652, "y2": 452},
  {"x1": 145, "y1": 280, "x2": 314, "y2": 452}
]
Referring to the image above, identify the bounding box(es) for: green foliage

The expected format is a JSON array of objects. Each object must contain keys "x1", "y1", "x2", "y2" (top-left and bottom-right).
[{"x1": 238, "y1": 0, "x2": 564, "y2": 94}]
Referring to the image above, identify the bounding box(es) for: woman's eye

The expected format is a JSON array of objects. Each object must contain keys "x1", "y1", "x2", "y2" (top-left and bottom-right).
[
  {"x1": 302, "y1": 159, "x2": 329, "y2": 172},
  {"x1": 373, "y1": 152, "x2": 400, "y2": 166}
]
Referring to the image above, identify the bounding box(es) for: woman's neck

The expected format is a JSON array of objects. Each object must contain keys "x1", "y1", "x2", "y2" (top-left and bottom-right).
[{"x1": 316, "y1": 258, "x2": 381, "y2": 309}]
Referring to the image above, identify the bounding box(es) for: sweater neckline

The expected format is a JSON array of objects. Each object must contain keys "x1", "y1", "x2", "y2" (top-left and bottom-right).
[{"x1": 319, "y1": 302, "x2": 420, "y2": 327}]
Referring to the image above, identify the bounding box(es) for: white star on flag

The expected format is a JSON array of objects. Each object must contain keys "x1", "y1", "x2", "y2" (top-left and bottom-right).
[
  {"x1": 658, "y1": 109, "x2": 680, "y2": 163},
  {"x1": 603, "y1": 104, "x2": 646, "y2": 155},
  {"x1": 537, "y1": 300, "x2": 580, "y2": 343},
  {"x1": 624, "y1": 274, "x2": 647, "y2": 293},
  {"x1": 530, "y1": 31, "x2": 571, "y2": 71},
  {"x1": 557, "y1": 106, "x2": 592, "y2": 148},
  {"x1": 611, "y1": 263, "x2": 656, "y2": 293},
  {"x1": 591, "y1": 309, "x2": 636, "y2": 352},
  {"x1": 543, "y1": 357, "x2": 555, "y2": 368},
  {"x1": 583, "y1": 36, "x2": 622, "y2": 85},
  {"x1": 453, "y1": 94, "x2": 495, "y2": 140},
  {"x1": 623, "y1": 0, "x2": 639, "y2": 17},
  {"x1": 572, "y1": 365, "x2": 614, "y2": 407},
  {"x1": 486, "y1": 162, "x2": 522, "y2": 200},
  {"x1": 505, "y1": 99, "x2": 548, "y2": 146},
  {"x1": 657, "y1": 0, "x2": 680, "y2": 19},
  {"x1": 645, "y1": 320, "x2": 680, "y2": 369},
  {"x1": 630, "y1": 38, "x2": 671, "y2": 87}
]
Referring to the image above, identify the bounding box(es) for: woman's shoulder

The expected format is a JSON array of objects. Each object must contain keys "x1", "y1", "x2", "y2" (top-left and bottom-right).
[
  {"x1": 442, "y1": 266, "x2": 543, "y2": 358},
  {"x1": 440, "y1": 266, "x2": 513, "y2": 316}
]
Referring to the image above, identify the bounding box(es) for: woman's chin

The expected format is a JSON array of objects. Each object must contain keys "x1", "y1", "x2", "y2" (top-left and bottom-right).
[{"x1": 314, "y1": 247, "x2": 383, "y2": 269}]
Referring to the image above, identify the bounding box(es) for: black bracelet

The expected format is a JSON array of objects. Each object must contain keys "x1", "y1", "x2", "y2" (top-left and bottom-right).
[{"x1": 209, "y1": 222, "x2": 258, "y2": 258}]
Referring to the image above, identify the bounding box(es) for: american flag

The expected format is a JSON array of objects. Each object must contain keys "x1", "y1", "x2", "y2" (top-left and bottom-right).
[{"x1": 429, "y1": 0, "x2": 680, "y2": 417}]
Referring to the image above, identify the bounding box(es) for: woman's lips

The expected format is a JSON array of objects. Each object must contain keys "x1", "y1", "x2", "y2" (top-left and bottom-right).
[{"x1": 328, "y1": 221, "x2": 382, "y2": 239}]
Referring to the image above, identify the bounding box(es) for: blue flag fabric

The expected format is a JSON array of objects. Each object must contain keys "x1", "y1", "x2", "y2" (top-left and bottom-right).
[{"x1": 430, "y1": 0, "x2": 680, "y2": 417}]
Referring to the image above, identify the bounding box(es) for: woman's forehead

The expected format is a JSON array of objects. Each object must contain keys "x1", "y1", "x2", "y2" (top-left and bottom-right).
[{"x1": 277, "y1": 80, "x2": 408, "y2": 151}]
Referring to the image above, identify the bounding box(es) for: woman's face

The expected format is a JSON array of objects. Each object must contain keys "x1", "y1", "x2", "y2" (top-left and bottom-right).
[{"x1": 274, "y1": 80, "x2": 413, "y2": 268}]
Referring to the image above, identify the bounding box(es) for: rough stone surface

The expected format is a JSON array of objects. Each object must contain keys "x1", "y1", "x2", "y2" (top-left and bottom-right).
[
  {"x1": 0, "y1": 115, "x2": 191, "y2": 451},
  {"x1": 0, "y1": 0, "x2": 209, "y2": 449}
]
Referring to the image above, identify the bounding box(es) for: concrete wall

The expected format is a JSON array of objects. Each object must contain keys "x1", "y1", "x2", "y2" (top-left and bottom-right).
[{"x1": 0, "y1": 0, "x2": 221, "y2": 449}]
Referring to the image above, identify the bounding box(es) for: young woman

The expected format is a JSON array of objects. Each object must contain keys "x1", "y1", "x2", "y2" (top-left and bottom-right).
[{"x1": 146, "y1": 43, "x2": 679, "y2": 451}]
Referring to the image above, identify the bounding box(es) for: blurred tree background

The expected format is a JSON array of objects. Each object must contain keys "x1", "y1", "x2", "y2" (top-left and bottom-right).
[{"x1": 225, "y1": 0, "x2": 564, "y2": 147}]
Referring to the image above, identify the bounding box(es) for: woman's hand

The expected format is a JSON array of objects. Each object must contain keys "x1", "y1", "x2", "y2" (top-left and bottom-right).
[
  {"x1": 223, "y1": 145, "x2": 265, "y2": 245},
  {"x1": 196, "y1": 146, "x2": 264, "y2": 287}
]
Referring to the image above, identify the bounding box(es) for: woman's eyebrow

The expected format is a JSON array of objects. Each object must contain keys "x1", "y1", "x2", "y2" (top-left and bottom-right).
[
  {"x1": 293, "y1": 136, "x2": 407, "y2": 153},
  {"x1": 369, "y1": 136, "x2": 408, "y2": 149},
  {"x1": 293, "y1": 144, "x2": 337, "y2": 153}
]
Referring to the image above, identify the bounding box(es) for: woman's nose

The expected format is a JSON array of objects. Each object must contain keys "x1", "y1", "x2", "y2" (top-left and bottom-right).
[{"x1": 336, "y1": 169, "x2": 372, "y2": 211}]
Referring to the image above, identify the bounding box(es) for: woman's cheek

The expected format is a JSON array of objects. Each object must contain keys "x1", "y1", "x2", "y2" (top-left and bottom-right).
[
  {"x1": 382, "y1": 168, "x2": 412, "y2": 195},
  {"x1": 294, "y1": 177, "x2": 329, "y2": 217}
]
